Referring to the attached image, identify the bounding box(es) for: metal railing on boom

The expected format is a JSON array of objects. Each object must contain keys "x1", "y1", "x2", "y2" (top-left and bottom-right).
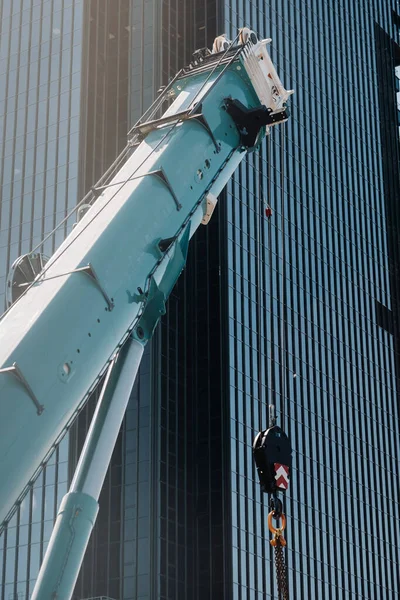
[{"x1": 0, "y1": 33, "x2": 248, "y2": 328}]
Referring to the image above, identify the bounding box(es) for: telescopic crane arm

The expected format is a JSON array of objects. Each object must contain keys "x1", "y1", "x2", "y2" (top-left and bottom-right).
[{"x1": 0, "y1": 29, "x2": 291, "y2": 599}]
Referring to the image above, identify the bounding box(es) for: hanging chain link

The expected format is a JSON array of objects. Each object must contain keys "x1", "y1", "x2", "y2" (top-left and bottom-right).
[
  {"x1": 274, "y1": 538, "x2": 289, "y2": 600},
  {"x1": 268, "y1": 510, "x2": 289, "y2": 600}
]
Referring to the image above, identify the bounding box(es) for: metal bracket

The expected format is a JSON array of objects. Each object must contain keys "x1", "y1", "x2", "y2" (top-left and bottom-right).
[
  {"x1": 188, "y1": 106, "x2": 221, "y2": 153},
  {"x1": 130, "y1": 108, "x2": 193, "y2": 138},
  {"x1": 201, "y1": 193, "x2": 218, "y2": 225},
  {"x1": 79, "y1": 264, "x2": 114, "y2": 311},
  {"x1": 129, "y1": 105, "x2": 220, "y2": 154},
  {"x1": 92, "y1": 168, "x2": 181, "y2": 211},
  {"x1": 32, "y1": 263, "x2": 114, "y2": 311},
  {"x1": 0, "y1": 363, "x2": 44, "y2": 415},
  {"x1": 149, "y1": 169, "x2": 181, "y2": 210},
  {"x1": 224, "y1": 97, "x2": 289, "y2": 148},
  {"x1": 90, "y1": 186, "x2": 102, "y2": 198}
]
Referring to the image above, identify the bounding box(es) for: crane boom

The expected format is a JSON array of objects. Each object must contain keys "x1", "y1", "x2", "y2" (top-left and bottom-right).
[{"x1": 0, "y1": 31, "x2": 291, "y2": 532}]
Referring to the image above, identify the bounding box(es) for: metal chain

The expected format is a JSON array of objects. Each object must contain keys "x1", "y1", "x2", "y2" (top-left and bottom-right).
[{"x1": 274, "y1": 540, "x2": 289, "y2": 600}]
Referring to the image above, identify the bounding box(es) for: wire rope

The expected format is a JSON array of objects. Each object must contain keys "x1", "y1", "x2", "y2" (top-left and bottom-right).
[
  {"x1": 257, "y1": 146, "x2": 265, "y2": 429},
  {"x1": 280, "y1": 123, "x2": 287, "y2": 430}
]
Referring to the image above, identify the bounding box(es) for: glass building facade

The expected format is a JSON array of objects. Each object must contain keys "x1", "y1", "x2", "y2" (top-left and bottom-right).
[
  {"x1": 222, "y1": 3, "x2": 400, "y2": 597},
  {"x1": 1, "y1": 0, "x2": 400, "y2": 599},
  {"x1": 125, "y1": 1, "x2": 400, "y2": 599},
  {"x1": 0, "y1": 0, "x2": 84, "y2": 310}
]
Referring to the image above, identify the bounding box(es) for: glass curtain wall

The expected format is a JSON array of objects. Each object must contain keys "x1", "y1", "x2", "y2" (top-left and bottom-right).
[
  {"x1": 224, "y1": 1, "x2": 400, "y2": 598},
  {"x1": 0, "y1": 0, "x2": 84, "y2": 311}
]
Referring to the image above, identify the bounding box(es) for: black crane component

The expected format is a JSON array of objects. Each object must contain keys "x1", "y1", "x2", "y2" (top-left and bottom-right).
[
  {"x1": 255, "y1": 426, "x2": 292, "y2": 600},
  {"x1": 253, "y1": 425, "x2": 292, "y2": 495},
  {"x1": 224, "y1": 98, "x2": 290, "y2": 148}
]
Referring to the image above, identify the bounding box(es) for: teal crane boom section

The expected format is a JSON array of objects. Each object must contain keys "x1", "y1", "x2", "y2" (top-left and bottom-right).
[{"x1": 0, "y1": 33, "x2": 291, "y2": 532}]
